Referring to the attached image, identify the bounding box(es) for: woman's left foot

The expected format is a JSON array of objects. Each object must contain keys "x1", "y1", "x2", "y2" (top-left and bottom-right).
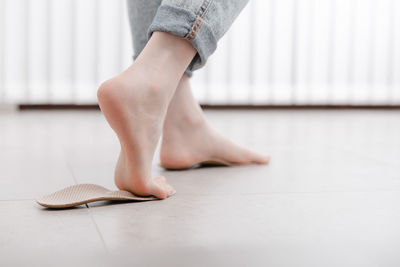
[
  {"x1": 160, "y1": 118, "x2": 270, "y2": 169},
  {"x1": 160, "y1": 75, "x2": 269, "y2": 170}
]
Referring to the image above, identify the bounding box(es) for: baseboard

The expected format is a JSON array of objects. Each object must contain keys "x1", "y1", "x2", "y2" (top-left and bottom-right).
[
  {"x1": 18, "y1": 104, "x2": 100, "y2": 110},
  {"x1": 17, "y1": 103, "x2": 400, "y2": 111}
]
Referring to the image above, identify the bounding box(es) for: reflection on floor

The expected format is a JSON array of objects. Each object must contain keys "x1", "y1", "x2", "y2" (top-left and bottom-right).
[{"x1": 1, "y1": 110, "x2": 399, "y2": 266}]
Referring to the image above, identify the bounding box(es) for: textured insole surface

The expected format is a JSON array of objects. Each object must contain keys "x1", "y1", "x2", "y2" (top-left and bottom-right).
[{"x1": 36, "y1": 184, "x2": 159, "y2": 208}]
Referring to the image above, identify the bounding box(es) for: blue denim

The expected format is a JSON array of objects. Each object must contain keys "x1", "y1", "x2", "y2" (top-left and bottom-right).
[{"x1": 127, "y1": 0, "x2": 249, "y2": 76}]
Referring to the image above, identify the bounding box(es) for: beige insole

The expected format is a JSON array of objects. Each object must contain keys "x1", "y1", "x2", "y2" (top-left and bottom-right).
[{"x1": 36, "y1": 184, "x2": 165, "y2": 208}]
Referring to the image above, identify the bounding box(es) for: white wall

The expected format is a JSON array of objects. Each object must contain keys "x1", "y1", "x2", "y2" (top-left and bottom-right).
[{"x1": 0, "y1": 0, "x2": 400, "y2": 105}]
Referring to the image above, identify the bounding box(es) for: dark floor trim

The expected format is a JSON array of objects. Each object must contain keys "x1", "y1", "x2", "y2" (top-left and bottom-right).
[
  {"x1": 200, "y1": 104, "x2": 400, "y2": 110},
  {"x1": 18, "y1": 103, "x2": 400, "y2": 111},
  {"x1": 18, "y1": 104, "x2": 100, "y2": 110}
]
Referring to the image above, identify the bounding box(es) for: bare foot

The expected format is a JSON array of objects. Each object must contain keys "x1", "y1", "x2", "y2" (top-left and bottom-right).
[
  {"x1": 160, "y1": 75, "x2": 270, "y2": 169},
  {"x1": 97, "y1": 32, "x2": 196, "y2": 198}
]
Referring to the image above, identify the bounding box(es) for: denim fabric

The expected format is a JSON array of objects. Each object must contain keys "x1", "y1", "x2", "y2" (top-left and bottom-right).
[{"x1": 127, "y1": 0, "x2": 249, "y2": 75}]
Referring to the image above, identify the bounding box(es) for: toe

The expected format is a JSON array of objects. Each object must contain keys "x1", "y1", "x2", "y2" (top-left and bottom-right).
[
  {"x1": 165, "y1": 184, "x2": 176, "y2": 196},
  {"x1": 158, "y1": 176, "x2": 167, "y2": 183},
  {"x1": 253, "y1": 153, "x2": 270, "y2": 164},
  {"x1": 150, "y1": 183, "x2": 168, "y2": 199},
  {"x1": 222, "y1": 139, "x2": 270, "y2": 165},
  {"x1": 151, "y1": 176, "x2": 172, "y2": 199},
  {"x1": 241, "y1": 148, "x2": 270, "y2": 165}
]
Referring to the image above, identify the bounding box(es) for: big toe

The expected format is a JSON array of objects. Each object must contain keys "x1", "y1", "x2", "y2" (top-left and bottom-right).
[
  {"x1": 251, "y1": 152, "x2": 270, "y2": 164},
  {"x1": 151, "y1": 176, "x2": 175, "y2": 199},
  {"x1": 238, "y1": 147, "x2": 270, "y2": 165}
]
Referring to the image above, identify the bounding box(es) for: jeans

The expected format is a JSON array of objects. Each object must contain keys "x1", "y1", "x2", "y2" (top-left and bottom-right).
[{"x1": 127, "y1": 0, "x2": 249, "y2": 76}]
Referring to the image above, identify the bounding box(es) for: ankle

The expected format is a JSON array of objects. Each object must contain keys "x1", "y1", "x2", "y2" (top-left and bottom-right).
[
  {"x1": 164, "y1": 110, "x2": 206, "y2": 134},
  {"x1": 149, "y1": 32, "x2": 196, "y2": 63},
  {"x1": 135, "y1": 32, "x2": 196, "y2": 80},
  {"x1": 180, "y1": 112, "x2": 206, "y2": 127}
]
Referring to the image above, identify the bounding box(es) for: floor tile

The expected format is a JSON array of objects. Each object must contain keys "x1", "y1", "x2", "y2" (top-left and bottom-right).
[
  {"x1": 0, "y1": 146, "x2": 75, "y2": 200},
  {"x1": 0, "y1": 200, "x2": 107, "y2": 266},
  {"x1": 88, "y1": 191, "x2": 400, "y2": 267}
]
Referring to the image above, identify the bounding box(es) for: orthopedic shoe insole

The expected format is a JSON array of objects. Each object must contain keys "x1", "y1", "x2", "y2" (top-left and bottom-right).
[{"x1": 36, "y1": 184, "x2": 169, "y2": 208}]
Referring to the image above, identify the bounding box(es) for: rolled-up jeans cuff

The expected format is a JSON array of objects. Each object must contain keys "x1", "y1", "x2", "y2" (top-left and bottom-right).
[{"x1": 147, "y1": 4, "x2": 217, "y2": 73}]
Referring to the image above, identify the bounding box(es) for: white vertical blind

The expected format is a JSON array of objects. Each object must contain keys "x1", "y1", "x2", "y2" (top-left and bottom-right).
[{"x1": 0, "y1": 0, "x2": 399, "y2": 105}]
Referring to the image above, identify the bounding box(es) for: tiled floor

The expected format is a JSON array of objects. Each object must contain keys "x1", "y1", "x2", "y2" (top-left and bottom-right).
[{"x1": 1, "y1": 109, "x2": 399, "y2": 266}]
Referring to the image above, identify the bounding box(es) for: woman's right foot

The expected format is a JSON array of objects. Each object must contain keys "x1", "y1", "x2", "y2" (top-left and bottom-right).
[
  {"x1": 97, "y1": 32, "x2": 196, "y2": 199},
  {"x1": 98, "y1": 66, "x2": 174, "y2": 199}
]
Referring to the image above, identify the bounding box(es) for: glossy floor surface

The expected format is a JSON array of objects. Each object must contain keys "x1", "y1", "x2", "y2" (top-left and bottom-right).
[{"x1": 1, "y1": 110, "x2": 399, "y2": 266}]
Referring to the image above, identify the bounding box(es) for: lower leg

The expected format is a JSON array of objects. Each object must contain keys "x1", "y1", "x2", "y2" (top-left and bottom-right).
[
  {"x1": 161, "y1": 74, "x2": 270, "y2": 169},
  {"x1": 97, "y1": 32, "x2": 196, "y2": 198}
]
